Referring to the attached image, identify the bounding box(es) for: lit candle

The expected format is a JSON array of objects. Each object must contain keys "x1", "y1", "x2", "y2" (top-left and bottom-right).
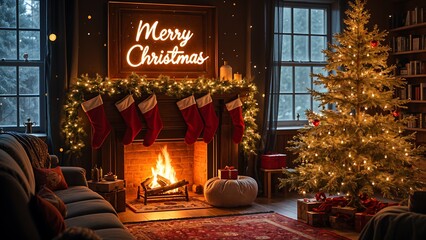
[{"x1": 233, "y1": 72, "x2": 242, "y2": 81}]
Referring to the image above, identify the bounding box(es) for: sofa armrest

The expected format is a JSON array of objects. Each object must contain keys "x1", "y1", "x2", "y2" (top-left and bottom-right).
[{"x1": 60, "y1": 166, "x2": 88, "y2": 187}]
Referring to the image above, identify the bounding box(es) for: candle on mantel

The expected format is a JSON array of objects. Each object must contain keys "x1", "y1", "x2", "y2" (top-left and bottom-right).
[
  {"x1": 234, "y1": 72, "x2": 242, "y2": 81},
  {"x1": 220, "y1": 61, "x2": 232, "y2": 81}
]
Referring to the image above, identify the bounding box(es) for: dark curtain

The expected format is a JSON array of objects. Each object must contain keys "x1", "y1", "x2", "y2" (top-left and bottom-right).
[
  {"x1": 46, "y1": 0, "x2": 79, "y2": 165},
  {"x1": 262, "y1": 0, "x2": 283, "y2": 154}
]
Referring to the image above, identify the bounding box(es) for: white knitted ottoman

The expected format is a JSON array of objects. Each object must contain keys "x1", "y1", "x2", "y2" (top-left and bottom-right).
[{"x1": 203, "y1": 176, "x2": 258, "y2": 207}]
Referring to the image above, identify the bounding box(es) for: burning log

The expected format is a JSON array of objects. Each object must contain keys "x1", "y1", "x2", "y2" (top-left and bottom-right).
[
  {"x1": 156, "y1": 174, "x2": 171, "y2": 187},
  {"x1": 145, "y1": 179, "x2": 189, "y2": 196},
  {"x1": 141, "y1": 177, "x2": 154, "y2": 188}
]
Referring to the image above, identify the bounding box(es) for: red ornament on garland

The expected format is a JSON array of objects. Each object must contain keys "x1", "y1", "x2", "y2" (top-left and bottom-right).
[
  {"x1": 312, "y1": 119, "x2": 320, "y2": 127},
  {"x1": 370, "y1": 40, "x2": 378, "y2": 48}
]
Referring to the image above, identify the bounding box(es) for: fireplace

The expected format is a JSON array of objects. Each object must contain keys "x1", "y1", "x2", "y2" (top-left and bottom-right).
[
  {"x1": 124, "y1": 140, "x2": 208, "y2": 196},
  {"x1": 92, "y1": 92, "x2": 242, "y2": 196}
]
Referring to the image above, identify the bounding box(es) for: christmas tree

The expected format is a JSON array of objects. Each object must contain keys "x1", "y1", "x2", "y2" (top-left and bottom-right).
[{"x1": 279, "y1": 0, "x2": 424, "y2": 209}]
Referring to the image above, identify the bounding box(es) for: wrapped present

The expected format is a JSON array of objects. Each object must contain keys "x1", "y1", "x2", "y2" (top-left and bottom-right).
[
  {"x1": 329, "y1": 215, "x2": 354, "y2": 230},
  {"x1": 297, "y1": 199, "x2": 322, "y2": 223},
  {"x1": 331, "y1": 206, "x2": 357, "y2": 217},
  {"x1": 307, "y1": 211, "x2": 329, "y2": 227},
  {"x1": 355, "y1": 212, "x2": 374, "y2": 232},
  {"x1": 261, "y1": 154, "x2": 286, "y2": 169},
  {"x1": 218, "y1": 166, "x2": 238, "y2": 179}
]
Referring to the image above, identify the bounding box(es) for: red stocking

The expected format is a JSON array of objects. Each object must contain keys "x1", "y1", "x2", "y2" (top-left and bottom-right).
[
  {"x1": 115, "y1": 95, "x2": 142, "y2": 145},
  {"x1": 138, "y1": 94, "x2": 163, "y2": 147},
  {"x1": 196, "y1": 93, "x2": 219, "y2": 143},
  {"x1": 177, "y1": 95, "x2": 204, "y2": 144},
  {"x1": 225, "y1": 98, "x2": 245, "y2": 144},
  {"x1": 81, "y1": 95, "x2": 112, "y2": 149}
]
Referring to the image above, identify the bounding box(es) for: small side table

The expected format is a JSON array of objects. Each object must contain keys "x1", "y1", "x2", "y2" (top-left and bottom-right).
[
  {"x1": 88, "y1": 179, "x2": 126, "y2": 212},
  {"x1": 261, "y1": 168, "x2": 295, "y2": 199}
]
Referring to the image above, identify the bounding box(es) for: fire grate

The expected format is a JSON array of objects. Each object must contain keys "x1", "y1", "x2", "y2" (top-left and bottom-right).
[{"x1": 137, "y1": 175, "x2": 189, "y2": 205}]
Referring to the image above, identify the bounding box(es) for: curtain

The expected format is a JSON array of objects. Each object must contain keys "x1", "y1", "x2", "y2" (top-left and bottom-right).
[
  {"x1": 262, "y1": 0, "x2": 283, "y2": 154},
  {"x1": 46, "y1": 0, "x2": 79, "y2": 165}
]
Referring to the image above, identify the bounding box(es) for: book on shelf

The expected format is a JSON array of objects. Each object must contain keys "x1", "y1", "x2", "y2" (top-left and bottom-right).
[
  {"x1": 398, "y1": 61, "x2": 425, "y2": 75},
  {"x1": 404, "y1": 7, "x2": 424, "y2": 26},
  {"x1": 389, "y1": 8, "x2": 424, "y2": 29}
]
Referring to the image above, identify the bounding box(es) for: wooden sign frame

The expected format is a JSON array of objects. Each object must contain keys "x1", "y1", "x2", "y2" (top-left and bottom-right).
[{"x1": 108, "y1": 2, "x2": 217, "y2": 79}]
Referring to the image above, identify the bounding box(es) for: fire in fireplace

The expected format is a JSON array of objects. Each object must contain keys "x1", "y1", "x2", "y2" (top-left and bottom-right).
[{"x1": 136, "y1": 146, "x2": 190, "y2": 204}]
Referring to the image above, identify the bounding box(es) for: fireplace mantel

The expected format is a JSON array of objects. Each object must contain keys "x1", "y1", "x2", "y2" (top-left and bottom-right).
[{"x1": 93, "y1": 91, "x2": 244, "y2": 180}]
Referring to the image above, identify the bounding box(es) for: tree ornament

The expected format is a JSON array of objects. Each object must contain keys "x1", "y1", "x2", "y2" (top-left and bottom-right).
[
  {"x1": 370, "y1": 40, "x2": 378, "y2": 48},
  {"x1": 312, "y1": 119, "x2": 320, "y2": 127},
  {"x1": 392, "y1": 110, "x2": 400, "y2": 117}
]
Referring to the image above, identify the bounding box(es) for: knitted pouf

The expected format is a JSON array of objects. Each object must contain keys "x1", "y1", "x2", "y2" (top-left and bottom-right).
[{"x1": 203, "y1": 176, "x2": 258, "y2": 207}]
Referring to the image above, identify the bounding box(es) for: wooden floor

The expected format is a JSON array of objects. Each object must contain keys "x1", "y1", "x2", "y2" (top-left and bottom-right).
[{"x1": 118, "y1": 190, "x2": 360, "y2": 240}]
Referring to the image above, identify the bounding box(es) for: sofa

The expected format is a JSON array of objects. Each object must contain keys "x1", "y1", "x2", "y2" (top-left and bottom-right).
[
  {"x1": 359, "y1": 201, "x2": 426, "y2": 240},
  {"x1": 0, "y1": 133, "x2": 135, "y2": 240}
]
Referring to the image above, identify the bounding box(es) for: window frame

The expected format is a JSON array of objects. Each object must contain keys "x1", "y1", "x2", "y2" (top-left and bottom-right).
[
  {"x1": 0, "y1": 0, "x2": 46, "y2": 132},
  {"x1": 275, "y1": 1, "x2": 332, "y2": 127}
]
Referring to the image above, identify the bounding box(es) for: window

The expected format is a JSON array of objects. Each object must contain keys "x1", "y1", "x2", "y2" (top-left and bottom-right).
[
  {"x1": 0, "y1": 0, "x2": 45, "y2": 131},
  {"x1": 276, "y1": 2, "x2": 331, "y2": 126}
]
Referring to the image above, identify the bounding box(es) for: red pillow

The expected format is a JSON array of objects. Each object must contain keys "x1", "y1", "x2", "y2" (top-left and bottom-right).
[
  {"x1": 34, "y1": 166, "x2": 68, "y2": 191},
  {"x1": 29, "y1": 194, "x2": 66, "y2": 239},
  {"x1": 38, "y1": 186, "x2": 67, "y2": 217}
]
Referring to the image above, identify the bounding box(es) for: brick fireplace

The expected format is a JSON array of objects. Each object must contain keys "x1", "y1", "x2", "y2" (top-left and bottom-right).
[
  {"x1": 91, "y1": 92, "x2": 243, "y2": 195},
  {"x1": 124, "y1": 140, "x2": 207, "y2": 195}
]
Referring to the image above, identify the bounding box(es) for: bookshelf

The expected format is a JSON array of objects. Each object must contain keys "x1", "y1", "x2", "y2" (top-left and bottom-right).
[{"x1": 389, "y1": 6, "x2": 426, "y2": 136}]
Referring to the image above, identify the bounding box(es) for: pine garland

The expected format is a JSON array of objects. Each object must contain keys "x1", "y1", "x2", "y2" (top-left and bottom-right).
[{"x1": 63, "y1": 73, "x2": 260, "y2": 156}]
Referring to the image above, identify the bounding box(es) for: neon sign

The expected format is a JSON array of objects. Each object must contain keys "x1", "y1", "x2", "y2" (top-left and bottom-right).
[
  {"x1": 108, "y1": 3, "x2": 216, "y2": 79},
  {"x1": 126, "y1": 20, "x2": 209, "y2": 67}
]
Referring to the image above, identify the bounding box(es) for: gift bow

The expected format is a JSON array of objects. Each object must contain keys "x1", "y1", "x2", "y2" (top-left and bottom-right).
[{"x1": 224, "y1": 166, "x2": 235, "y2": 170}]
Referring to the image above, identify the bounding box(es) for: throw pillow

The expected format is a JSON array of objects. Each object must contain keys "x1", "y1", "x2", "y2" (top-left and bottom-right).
[
  {"x1": 38, "y1": 186, "x2": 67, "y2": 217},
  {"x1": 29, "y1": 194, "x2": 66, "y2": 239},
  {"x1": 34, "y1": 166, "x2": 68, "y2": 191}
]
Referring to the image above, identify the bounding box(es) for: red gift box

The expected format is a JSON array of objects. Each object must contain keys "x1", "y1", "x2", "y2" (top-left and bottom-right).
[
  {"x1": 261, "y1": 154, "x2": 286, "y2": 169},
  {"x1": 218, "y1": 166, "x2": 238, "y2": 179}
]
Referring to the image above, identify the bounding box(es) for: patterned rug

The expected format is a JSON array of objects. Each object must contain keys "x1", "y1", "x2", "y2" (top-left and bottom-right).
[
  {"x1": 126, "y1": 197, "x2": 212, "y2": 213},
  {"x1": 125, "y1": 212, "x2": 350, "y2": 240}
]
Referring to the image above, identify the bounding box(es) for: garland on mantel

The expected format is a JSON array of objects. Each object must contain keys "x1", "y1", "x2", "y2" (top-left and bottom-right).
[{"x1": 63, "y1": 73, "x2": 261, "y2": 157}]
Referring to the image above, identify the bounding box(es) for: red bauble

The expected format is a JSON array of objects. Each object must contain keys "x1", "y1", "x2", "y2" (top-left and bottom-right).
[
  {"x1": 370, "y1": 40, "x2": 378, "y2": 48},
  {"x1": 312, "y1": 119, "x2": 320, "y2": 127},
  {"x1": 392, "y1": 110, "x2": 400, "y2": 117}
]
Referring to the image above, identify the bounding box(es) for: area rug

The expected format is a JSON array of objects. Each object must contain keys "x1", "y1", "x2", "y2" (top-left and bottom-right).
[
  {"x1": 126, "y1": 197, "x2": 213, "y2": 213},
  {"x1": 125, "y1": 212, "x2": 350, "y2": 240}
]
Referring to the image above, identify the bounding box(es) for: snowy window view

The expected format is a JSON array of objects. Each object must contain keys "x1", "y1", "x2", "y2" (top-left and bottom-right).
[
  {"x1": 276, "y1": 4, "x2": 329, "y2": 124},
  {"x1": 0, "y1": 0, "x2": 44, "y2": 129}
]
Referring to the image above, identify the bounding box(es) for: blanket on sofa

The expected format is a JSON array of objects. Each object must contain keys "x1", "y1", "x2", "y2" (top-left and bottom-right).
[
  {"x1": 1, "y1": 132, "x2": 50, "y2": 169},
  {"x1": 359, "y1": 206, "x2": 426, "y2": 240}
]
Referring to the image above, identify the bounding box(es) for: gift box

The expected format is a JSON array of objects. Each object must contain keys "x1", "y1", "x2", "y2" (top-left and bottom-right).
[
  {"x1": 261, "y1": 154, "x2": 287, "y2": 169},
  {"x1": 355, "y1": 213, "x2": 374, "y2": 232},
  {"x1": 218, "y1": 166, "x2": 238, "y2": 179},
  {"x1": 307, "y1": 211, "x2": 329, "y2": 227},
  {"x1": 331, "y1": 206, "x2": 357, "y2": 217},
  {"x1": 329, "y1": 215, "x2": 354, "y2": 230},
  {"x1": 297, "y1": 199, "x2": 322, "y2": 223}
]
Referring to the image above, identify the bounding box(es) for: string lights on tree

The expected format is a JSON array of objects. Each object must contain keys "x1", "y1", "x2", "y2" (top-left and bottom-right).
[
  {"x1": 279, "y1": 0, "x2": 424, "y2": 209},
  {"x1": 62, "y1": 74, "x2": 260, "y2": 157}
]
